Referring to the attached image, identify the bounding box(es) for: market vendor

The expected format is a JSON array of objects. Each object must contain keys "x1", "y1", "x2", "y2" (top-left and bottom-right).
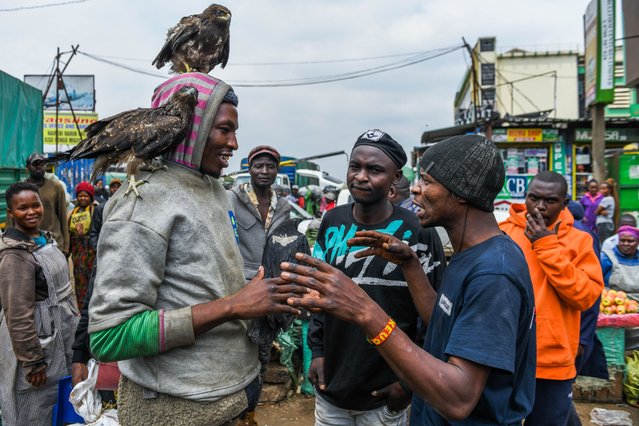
[{"x1": 601, "y1": 225, "x2": 639, "y2": 299}]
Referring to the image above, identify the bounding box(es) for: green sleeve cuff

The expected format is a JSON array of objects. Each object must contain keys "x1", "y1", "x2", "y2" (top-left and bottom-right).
[{"x1": 90, "y1": 310, "x2": 160, "y2": 362}]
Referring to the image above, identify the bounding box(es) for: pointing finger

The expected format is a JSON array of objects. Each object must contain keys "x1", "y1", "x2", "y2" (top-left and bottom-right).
[
  {"x1": 347, "y1": 236, "x2": 379, "y2": 247},
  {"x1": 353, "y1": 247, "x2": 378, "y2": 259},
  {"x1": 293, "y1": 253, "x2": 332, "y2": 273},
  {"x1": 353, "y1": 230, "x2": 386, "y2": 239},
  {"x1": 280, "y1": 270, "x2": 324, "y2": 292}
]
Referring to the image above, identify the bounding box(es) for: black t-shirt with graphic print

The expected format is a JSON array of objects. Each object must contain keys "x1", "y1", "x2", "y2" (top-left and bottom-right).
[{"x1": 308, "y1": 203, "x2": 445, "y2": 410}]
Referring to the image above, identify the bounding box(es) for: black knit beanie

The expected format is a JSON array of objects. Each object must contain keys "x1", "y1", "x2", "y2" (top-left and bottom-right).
[
  {"x1": 419, "y1": 134, "x2": 504, "y2": 212},
  {"x1": 222, "y1": 87, "x2": 238, "y2": 106},
  {"x1": 353, "y1": 129, "x2": 407, "y2": 168}
]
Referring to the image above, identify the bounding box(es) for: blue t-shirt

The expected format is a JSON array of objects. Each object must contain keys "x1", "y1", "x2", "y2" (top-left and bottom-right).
[{"x1": 411, "y1": 234, "x2": 536, "y2": 425}]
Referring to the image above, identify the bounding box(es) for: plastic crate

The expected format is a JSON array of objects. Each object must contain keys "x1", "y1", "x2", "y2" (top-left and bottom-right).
[{"x1": 597, "y1": 327, "x2": 626, "y2": 368}]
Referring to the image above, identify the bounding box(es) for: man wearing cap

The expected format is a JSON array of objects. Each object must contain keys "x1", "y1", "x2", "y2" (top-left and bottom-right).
[
  {"x1": 5, "y1": 153, "x2": 70, "y2": 254},
  {"x1": 229, "y1": 145, "x2": 290, "y2": 281},
  {"x1": 306, "y1": 129, "x2": 445, "y2": 425},
  {"x1": 281, "y1": 134, "x2": 537, "y2": 424},
  {"x1": 107, "y1": 178, "x2": 122, "y2": 197},
  {"x1": 87, "y1": 74, "x2": 305, "y2": 425},
  {"x1": 500, "y1": 171, "x2": 603, "y2": 425},
  {"x1": 228, "y1": 145, "x2": 292, "y2": 425}
]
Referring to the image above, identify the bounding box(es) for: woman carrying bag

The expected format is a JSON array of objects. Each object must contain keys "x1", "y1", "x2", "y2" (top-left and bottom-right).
[{"x1": 0, "y1": 182, "x2": 79, "y2": 426}]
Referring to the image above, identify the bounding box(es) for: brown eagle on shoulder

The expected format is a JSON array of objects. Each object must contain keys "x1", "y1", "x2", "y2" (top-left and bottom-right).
[
  {"x1": 152, "y1": 4, "x2": 231, "y2": 74},
  {"x1": 48, "y1": 86, "x2": 198, "y2": 194}
]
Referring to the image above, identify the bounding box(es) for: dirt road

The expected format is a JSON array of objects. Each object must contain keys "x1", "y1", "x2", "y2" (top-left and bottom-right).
[{"x1": 255, "y1": 395, "x2": 639, "y2": 426}]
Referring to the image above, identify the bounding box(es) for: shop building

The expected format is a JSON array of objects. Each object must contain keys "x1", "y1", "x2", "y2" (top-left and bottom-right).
[{"x1": 416, "y1": 37, "x2": 639, "y2": 212}]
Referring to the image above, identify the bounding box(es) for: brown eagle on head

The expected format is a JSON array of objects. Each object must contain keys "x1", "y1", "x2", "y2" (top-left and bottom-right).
[
  {"x1": 152, "y1": 4, "x2": 231, "y2": 74},
  {"x1": 48, "y1": 86, "x2": 198, "y2": 196}
]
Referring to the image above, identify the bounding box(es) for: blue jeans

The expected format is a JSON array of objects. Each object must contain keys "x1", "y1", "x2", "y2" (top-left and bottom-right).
[{"x1": 314, "y1": 392, "x2": 408, "y2": 426}]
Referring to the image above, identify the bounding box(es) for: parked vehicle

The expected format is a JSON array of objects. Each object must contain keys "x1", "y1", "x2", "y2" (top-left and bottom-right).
[{"x1": 295, "y1": 169, "x2": 344, "y2": 190}]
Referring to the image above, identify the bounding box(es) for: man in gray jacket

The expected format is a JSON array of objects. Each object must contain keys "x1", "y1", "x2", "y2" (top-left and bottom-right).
[
  {"x1": 229, "y1": 145, "x2": 290, "y2": 281},
  {"x1": 228, "y1": 145, "x2": 291, "y2": 425},
  {"x1": 88, "y1": 74, "x2": 304, "y2": 426}
]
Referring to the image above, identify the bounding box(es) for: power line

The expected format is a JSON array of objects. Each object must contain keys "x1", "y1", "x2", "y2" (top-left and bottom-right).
[
  {"x1": 493, "y1": 70, "x2": 557, "y2": 87},
  {"x1": 230, "y1": 47, "x2": 461, "y2": 85},
  {"x1": 78, "y1": 51, "x2": 168, "y2": 78},
  {"x1": 497, "y1": 68, "x2": 576, "y2": 80},
  {"x1": 232, "y1": 47, "x2": 463, "y2": 87},
  {"x1": 475, "y1": 50, "x2": 545, "y2": 114},
  {"x1": 496, "y1": 69, "x2": 543, "y2": 113},
  {"x1": 231, "y1": 49, "x2": 460, "y2": 66},
  {"x1": 81, "y1": 46, "x2": 462, "y2": 66},
  {"x1": 617, "y1": 34, "x2": 639, "y2": 41},
  {"x1": 0, "y1": 0, "x2": 90, "y2": 12},
  {"x1": 78, "y1": 45, "x2": 464, "y2": 87}
]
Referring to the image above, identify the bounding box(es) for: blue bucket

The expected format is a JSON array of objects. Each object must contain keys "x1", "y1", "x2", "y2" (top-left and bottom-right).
[{"x1": 52, "y1": 375, "x2": 84, "y2": 425}]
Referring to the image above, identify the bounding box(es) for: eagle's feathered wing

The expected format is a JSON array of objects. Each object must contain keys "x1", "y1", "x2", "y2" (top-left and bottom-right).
[
  {"x1": 48, "y1": 86, "x2": 198, "y2": 180},
  {"x1": 152, "y1": 4, "x2": 231, "y2": 74},
  {"x1": 248, "y1": 219, "x2": 311, "y2": 346}
]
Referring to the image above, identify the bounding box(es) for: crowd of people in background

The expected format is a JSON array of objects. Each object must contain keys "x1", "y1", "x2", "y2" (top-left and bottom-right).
[{"x1": 1, "y1": 81, "x2": 638, "y2": 425}]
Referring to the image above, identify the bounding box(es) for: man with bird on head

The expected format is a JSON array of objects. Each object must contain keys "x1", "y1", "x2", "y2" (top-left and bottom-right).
[
  {"x1": 87, "y1": 73, "x2": 307, "y2": 426},
  {"x1": 48, "y1": 4, "x2": 233, "y2": 197}
]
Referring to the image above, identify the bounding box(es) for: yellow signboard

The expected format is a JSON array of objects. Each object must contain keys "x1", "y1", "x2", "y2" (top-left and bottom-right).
[
  {"x1": 506, "y1": 128, "x2": 543, "y2": 142},
  {"x1": 43, "y1": 112, "x2": 98, "y2": 152}
]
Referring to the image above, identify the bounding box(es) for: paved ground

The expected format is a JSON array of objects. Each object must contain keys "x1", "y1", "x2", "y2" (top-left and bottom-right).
[{"x1": 255, "y1": 395, "x2": 639, "y2": 425}]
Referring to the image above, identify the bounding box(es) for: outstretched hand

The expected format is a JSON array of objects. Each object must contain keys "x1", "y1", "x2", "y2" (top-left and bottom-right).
[
  {"x1": 280, "y1": 253, "x2": 384, "y2": 326},
  {"x1": 525, "y1": 208, "x2": 561, "y2": 243},
  {"x1": 348, "y1": 230, "x2": 417, "y2": 266}
]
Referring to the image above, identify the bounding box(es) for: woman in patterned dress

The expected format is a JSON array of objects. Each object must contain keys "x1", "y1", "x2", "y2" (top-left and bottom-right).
[{"x1": 68, "y1": 181, "x2": 96, "y2": 310}]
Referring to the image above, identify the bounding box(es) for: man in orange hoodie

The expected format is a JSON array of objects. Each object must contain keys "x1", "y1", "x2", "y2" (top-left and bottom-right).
[{"x1": 500, "y1": 170, "x2": 603, "y2": 425}]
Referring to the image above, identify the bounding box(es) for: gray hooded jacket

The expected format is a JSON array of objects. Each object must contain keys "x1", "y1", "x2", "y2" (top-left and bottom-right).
[{"x1": 88, "y1": 74, "x2": 258, "y2": 402}]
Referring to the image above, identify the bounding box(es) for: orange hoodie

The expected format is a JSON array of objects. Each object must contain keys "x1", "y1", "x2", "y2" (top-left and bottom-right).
[{"x1": 499, "y1": 204, "x2": 603, "y2": 380}]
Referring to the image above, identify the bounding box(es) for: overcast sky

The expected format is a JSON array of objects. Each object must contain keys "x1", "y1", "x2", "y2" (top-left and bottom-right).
[{"x1": 1, "y1": 0, "x2": 592, "y2": 178}]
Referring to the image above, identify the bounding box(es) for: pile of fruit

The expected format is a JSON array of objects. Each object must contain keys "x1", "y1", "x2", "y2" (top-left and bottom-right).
[{"x1": 600, "y1": 289, "x2": 639, "y2": 315}]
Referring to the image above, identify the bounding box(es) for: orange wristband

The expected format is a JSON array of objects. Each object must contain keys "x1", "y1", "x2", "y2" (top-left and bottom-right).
[{"x1": 367, "y1": 318, "x2": 397, "y2": 346}]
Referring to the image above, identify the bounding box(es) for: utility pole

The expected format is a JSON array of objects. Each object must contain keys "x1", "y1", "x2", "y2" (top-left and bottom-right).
[
  {"x1": 42, "y1": 45, "x2": 82, "y2": 153},
  {"x1": 462, "y1": 37, "x2": 480, "y2": 129}
]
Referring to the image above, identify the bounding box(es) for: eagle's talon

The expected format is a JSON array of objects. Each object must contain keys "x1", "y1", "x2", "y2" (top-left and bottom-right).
[
  {"x1": 139, "y1": 161, "x2": 168, "y2": 173},
  {"x1": 124, "y1": 175, "x2": 149, "y2": 198}
]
